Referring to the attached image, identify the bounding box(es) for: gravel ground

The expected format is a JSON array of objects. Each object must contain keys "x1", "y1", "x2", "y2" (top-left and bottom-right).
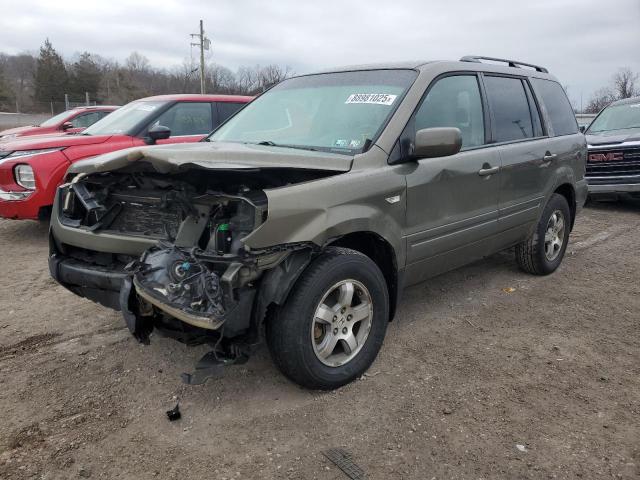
[{"x1": 0, "y1": 202, "x2": 638, "y2": 480}]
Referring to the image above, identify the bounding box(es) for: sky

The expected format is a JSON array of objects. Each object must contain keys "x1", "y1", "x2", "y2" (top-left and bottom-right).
[{"x1": 0, "y1": 0, "x2": 639, "y2": 108}]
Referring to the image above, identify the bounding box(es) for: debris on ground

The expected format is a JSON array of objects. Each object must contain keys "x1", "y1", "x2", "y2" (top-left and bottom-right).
[
  {"x1": 322, "y1": 448, "x2": 366, "y2": 479},
  {"x1": 516, "y1": 444, "x2": 527, "y2": 452},
  {"x1": 166, "y1": 403, "x2": 181, "y2": 422},
  {"x1": 502, "y1": 287, "x2": 516, "y2": 293}
]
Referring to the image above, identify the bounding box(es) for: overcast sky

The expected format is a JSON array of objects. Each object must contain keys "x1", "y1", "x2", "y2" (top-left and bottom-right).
[{"x1": 1, "y1": 0, "x2": 639, "y2": 107}]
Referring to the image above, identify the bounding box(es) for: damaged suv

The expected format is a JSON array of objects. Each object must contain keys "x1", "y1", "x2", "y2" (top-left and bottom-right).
[{"x1": 49, "y1": 57, "x2": 587, "y2": 389}]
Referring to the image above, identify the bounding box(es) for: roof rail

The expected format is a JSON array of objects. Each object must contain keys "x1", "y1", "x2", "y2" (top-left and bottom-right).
[{"x1": 460, "y1": 55, "x2": 548, "y2": 73}]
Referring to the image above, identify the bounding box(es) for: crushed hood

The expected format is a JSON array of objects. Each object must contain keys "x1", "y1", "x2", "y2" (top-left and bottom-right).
[{"x1": 68, "y1": 141, "x2": 354, "y2": 175}]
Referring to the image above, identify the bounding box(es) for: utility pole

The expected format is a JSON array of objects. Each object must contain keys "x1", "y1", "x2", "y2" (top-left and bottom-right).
[{"x1": 191, "y1": 20, "x2": 210, "y2": 94}]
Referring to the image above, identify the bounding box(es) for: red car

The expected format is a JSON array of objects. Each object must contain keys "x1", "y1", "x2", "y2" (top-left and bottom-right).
[
  {"x1": 0, "y1": 94, "x2": 252, "y2": 220},
  {"x1": 0, "y1": 106, "x2": 118, "y2": 141}
]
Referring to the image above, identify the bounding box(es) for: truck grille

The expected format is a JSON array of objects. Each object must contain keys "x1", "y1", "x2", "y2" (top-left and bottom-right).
[{"x1": 586, "y1": 147, "x2": 640, "y2": 184}]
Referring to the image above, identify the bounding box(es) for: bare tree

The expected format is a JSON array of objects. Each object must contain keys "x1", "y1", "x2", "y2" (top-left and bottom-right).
[
  {"x1": 235, "y1": 66, "x2": 259, "y2": 95},
  {"x1": 207, "y1": 63, "x2": 236, "y2": 93},
  {"x1": 612, "y1": 67, "x2": 638, "y2": 99},
  {"x1": 585, "y1": 87, "x2": 617, "y2": 114},
  {"x1": 258, "y1": 64, "x2": 292, "y2": 90}
]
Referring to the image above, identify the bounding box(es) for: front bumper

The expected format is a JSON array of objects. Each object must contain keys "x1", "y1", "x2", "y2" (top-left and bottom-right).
[
  {"x1": 587, "y1": 181, "x2": 640, "y2": 194},
  {"x1": 49, "y1": 252, "x2": 129, "y2": 310},
  {"x1": 0, "y1": 190, "x2": 41, "y2": 219}
]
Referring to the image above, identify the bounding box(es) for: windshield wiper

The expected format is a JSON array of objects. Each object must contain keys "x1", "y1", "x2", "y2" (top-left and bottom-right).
[{"x1": 254, "y1": 141, "x2": 318, "y2": 152}]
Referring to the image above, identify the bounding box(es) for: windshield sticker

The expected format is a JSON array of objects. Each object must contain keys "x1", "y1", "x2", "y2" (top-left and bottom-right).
[
  {"x1": 349, "y1": 139, "x2": 363, "y2": 148},
  {"x1": 334, "y1": 139, "x2": 349, "y2": 148},
  {"x1": 345, "y1": 93, "x2": 397, "y2": 105}
]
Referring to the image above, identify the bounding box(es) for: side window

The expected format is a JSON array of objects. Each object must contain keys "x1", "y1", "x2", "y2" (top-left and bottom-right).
[
  {"x1": 152, "y1": 102, "x2": 213, "y2": 136},
  {"x1": 484, "y1": 76, "x2": 534, "y2": 143},
  {"x1": 531, "y1": 78, "x2": 578, "y2": 136},
  {"x1": 414, "y1": 75, "x2": 485, "y2": 148},
  {"x1": 216, "y1": 102, "x2": 245, "y2": 127},
  {"x1": 71, "y1": 111, "x2": 106, "y2": 128}
]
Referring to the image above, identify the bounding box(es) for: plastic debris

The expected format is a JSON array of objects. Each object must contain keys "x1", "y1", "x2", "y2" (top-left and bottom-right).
[
  {"x1": 516, "y1": 444, "x2": 527, "y2": 452},
  {"x1": 323, "y1": 448, "x2": 366, "y2": 480},
  {"x1": 502, "y1": 287, "x2": 516, "y2": 293},
  {"x1": 166, "y1": 403, "x2": 181, "y2": 421}
]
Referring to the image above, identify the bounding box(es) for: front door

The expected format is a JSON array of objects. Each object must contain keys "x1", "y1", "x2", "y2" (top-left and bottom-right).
[
  {"x1": 139, "y1": 101, "x2": 215, "y2": 145},
  {"x1": 403, "y1": 74, "x2": 501, "y2": 286}
]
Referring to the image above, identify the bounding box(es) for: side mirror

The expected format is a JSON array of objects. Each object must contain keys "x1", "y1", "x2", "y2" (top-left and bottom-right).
[
  {"x1": 413, "y1": 127, "x2": 462, "y2": 159},
  {"x1": 145, "y1": 125, "x2": 171, "y2": 145},
  {"x1": 61, "y1": 121, "x2": 74, "y2": 131},
  {"x1": 579, "y1": 125, "x2": 587, "y2": 133}
]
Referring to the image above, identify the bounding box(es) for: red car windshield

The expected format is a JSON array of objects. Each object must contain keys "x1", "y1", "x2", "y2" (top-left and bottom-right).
[
  {"x1": 82, "y1": 101, "x2": 165, "y2": 136},
  {"x1": 39, "y1": 110, "x2": 74, "y2": 127}
]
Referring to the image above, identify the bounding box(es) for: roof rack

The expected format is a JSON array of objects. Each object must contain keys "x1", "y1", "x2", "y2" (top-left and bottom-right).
[{"x1": 460, "y1": 55, "x2": 548, "y2": 73}]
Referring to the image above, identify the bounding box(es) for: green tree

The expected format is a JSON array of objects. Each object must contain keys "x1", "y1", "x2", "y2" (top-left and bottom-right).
[
  {"x1": 34, "y1": 39, "x2": 68, "y2": 106},
  {"x1": 69, "y1": 52, "x2": 102, "y2": 102}
]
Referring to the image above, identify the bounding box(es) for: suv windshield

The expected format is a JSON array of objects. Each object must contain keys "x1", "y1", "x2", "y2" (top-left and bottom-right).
[
  {"x1": 587, "y1": 101, "x2": 640, "y2": 133},
  {"x1": 83, "y1": 101, "x2": 164, "y2": 136},
  {"x1": 208, "y1": 69, "x2": 417, "y2": 153}
]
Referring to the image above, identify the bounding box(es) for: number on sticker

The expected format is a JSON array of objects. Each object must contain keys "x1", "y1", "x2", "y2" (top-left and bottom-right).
[{"x1": 345, "y1": 94, "x2": 397, "y2": 105}]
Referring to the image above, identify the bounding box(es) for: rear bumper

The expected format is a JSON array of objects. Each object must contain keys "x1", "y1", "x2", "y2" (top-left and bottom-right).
[{"x1": 575, "y1": 179, "x2": 589, "y2": 209}]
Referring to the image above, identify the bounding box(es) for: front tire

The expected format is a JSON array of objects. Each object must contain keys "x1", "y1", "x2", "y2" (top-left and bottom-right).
[
  {"x1": 515, "y1": 193, "x2": 571, "y2": 275},
  {"x1": 267, "y1": 247, "x2": 389, "y2": 390}
]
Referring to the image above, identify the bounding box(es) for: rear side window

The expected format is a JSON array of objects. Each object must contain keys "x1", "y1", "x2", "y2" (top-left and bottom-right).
[
  {"x1": 216, "y1": 102, "x2": 245, "y2": 126},
  {"x1": 414, "y1": 75, "x2": 485, "y2": 148},
  {"x1": 484, "y1": 76, "x2": 534, "y2": 143},
  {"x1": 531, "y1": 78, "x2": 578, "y2": 136}
]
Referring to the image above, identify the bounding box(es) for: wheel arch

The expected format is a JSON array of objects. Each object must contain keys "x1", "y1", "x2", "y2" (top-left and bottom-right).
[
  {"x1": 554, "y1": 182, "x2": 576, "y2": 230},
  {"x1": 326, "y1": 231, "x2": 400, "y2": 322}
]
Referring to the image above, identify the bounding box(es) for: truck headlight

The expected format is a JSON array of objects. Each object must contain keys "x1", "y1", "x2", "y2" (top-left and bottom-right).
[{"x1": 14, "y1": 164, "x2": 35, "y2": 190}]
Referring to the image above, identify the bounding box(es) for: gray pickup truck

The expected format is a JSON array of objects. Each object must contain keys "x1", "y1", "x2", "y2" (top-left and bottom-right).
[
  {"x1": 49, "y1": 56, "x2": 588, "y2": 389},
  {"x1": 584, "y1": 96, "x2": 640, "y2": 199}
]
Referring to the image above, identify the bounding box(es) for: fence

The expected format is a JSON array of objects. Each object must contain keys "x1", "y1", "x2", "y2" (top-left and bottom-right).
[
  {"x1": 0, "y1": 112, "x2": 51, "y2": 130},
  {"x1": 1, "y1": 92, "x2": 98, "y2": 116}
]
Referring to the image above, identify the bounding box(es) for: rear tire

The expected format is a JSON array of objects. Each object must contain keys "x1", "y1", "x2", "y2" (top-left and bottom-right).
[
  {"x1": 515, "y1": 193, "x2": 571, "y2": 275},
  {"x1": 267, "y1": 247, "x2": 389, "y2": 390}
]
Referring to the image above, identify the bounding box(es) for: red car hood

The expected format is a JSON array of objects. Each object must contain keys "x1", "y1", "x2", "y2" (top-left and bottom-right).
[
  {"x1": 0, "y1": 133, "x2": 113, "y2": 152},
  {"x1": 0, "y1": 125, "x2": 41, "y2": 136}
]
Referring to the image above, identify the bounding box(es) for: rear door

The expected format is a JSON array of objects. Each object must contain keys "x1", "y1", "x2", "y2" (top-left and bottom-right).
[
  {"x1": 482, "y1": 75, "x2": 552, "y2": 243},
  {"x1": 403, "y1": 73, "x2": 502, "y2": 285}
]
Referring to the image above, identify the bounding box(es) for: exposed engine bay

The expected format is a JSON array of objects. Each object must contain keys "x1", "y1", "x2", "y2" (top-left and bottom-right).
[{"x1": 53, "y1": 164, "x2": 335, "y2": 350}]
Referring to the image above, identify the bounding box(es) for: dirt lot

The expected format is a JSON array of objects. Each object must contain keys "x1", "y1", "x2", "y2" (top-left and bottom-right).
[{"x1": 0, "y1": 202, "x2": 638, "y2": 480}]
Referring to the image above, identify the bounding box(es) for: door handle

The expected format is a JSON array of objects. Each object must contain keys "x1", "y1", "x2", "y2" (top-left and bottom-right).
[
  {"x1": 543, "y1": 153, "x2": 558, "y2": 162},
  {"x1": 478, "y1": 165, "x2": 500, "y2": 176}
]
